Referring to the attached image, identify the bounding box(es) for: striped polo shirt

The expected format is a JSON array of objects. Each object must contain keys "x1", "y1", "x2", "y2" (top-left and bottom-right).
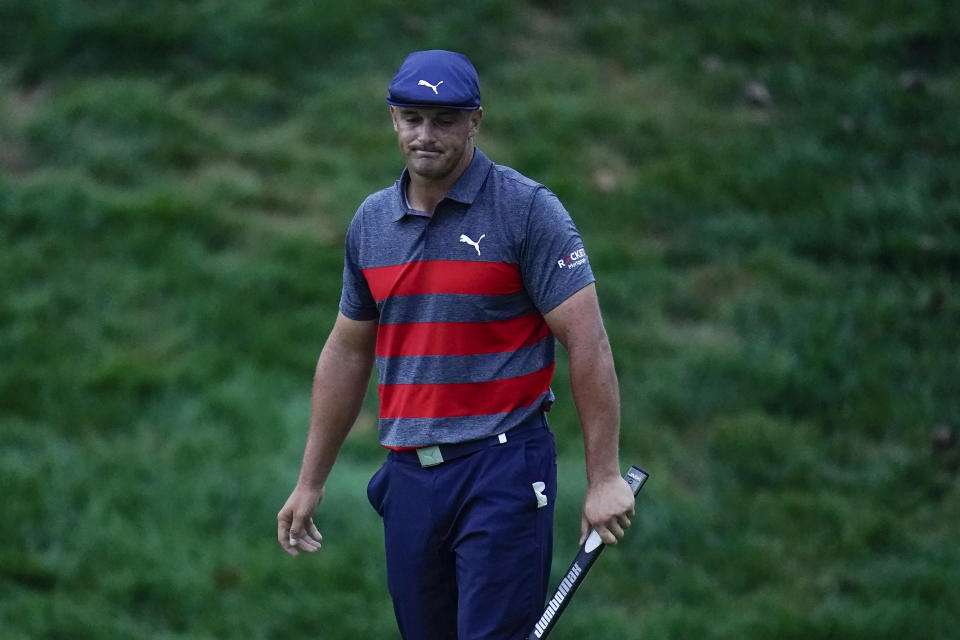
[{"x1": 339, "y1": 149, "x2": 595, "y2": 448}]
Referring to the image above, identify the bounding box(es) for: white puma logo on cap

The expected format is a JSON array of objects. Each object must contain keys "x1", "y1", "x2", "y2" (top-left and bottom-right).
[{"x1": 418, "y1": 79, "x2": 444, "y2": 94}]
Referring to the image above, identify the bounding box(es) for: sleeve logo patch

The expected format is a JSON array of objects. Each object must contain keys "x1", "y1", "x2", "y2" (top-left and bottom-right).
[{"x1": 557, "y1": 247, "x2": 588, "y2": 270}]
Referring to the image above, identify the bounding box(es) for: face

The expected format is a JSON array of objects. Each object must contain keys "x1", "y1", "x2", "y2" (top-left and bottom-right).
[{"x1": 390, "y1": 106, "x2": 483, "y2": 182}]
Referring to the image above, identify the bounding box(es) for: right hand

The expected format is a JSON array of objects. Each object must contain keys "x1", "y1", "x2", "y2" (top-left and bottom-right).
[
  {"x1": 277, "y1": 485, "x2": 325, "y2": 556},
  {"x1": 579, "y1": 473, "x2": 636, "y2": 546}
]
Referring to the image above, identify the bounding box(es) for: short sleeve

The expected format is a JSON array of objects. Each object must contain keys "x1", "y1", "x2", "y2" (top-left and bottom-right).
[
  {"x1": 520, "y1": 189, "x2": 595, "y2": 314},
  {"x1": 338, "y1": 212, "x2": 380, "y2": 321}
]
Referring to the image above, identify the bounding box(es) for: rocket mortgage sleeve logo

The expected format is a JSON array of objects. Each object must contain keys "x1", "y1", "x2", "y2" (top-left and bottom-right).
[{"x1": 556, "y1": 247, "x2": 588, "y2": 269}]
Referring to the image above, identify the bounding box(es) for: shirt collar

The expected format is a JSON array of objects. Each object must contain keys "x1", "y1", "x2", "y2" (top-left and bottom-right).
[{"x1": 391, "y1": 148, "x2": 493, "y2": 221}]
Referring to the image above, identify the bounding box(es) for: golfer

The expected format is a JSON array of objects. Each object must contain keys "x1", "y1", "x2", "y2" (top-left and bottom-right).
[{"x1": 277, "y1": 49, "x2": 636, "y2": 640}]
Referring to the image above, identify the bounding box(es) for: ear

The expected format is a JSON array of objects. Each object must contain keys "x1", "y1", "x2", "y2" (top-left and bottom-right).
[
  {"x1": 468, "y1": 107, "x2": 483, "y2": 138},
  {"x1": 389, "y1": 105, "x2": 399, "y2": 133}
]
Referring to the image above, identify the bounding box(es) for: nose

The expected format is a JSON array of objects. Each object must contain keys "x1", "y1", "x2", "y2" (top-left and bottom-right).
[{"x1": 414, "y1": 121, "x2": 438, "y2": 145}]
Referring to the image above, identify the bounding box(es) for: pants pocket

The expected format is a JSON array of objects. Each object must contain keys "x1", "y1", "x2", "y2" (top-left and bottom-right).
[
  {"x1": 523, "y1": 429, "x2": 558, "y2": 511},
  {"x1": 366, "y1": 460, "x2": 389, "y2": 517}
]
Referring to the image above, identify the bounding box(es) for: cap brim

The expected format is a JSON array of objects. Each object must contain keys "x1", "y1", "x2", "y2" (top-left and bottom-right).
[{"x1": 386, "y1": 98, "x2": 480, "y2": 110}]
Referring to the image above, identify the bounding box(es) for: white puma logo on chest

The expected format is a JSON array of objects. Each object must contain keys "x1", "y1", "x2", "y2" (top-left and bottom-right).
[{"x1": 459, "y1": 233, "x2": 485, "y2": 255}]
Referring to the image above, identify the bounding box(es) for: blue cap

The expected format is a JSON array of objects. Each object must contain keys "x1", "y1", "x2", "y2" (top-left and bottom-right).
[{"x1": 387, "y1": 50, "x2": 481, "y2": 110}]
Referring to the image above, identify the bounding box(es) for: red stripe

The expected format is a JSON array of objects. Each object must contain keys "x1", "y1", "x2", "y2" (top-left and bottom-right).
[
  {"x1": 379, "y1": 363, "x2": 555, "y2": 419},
  {"x1": 363, "y1": 260, "x2": 522, "y2": 301},
  {"x1": 376, "y1": 314, "x2": 551, "y2": 357}
]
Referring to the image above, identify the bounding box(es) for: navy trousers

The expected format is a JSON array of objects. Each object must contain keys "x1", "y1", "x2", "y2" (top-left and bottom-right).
[{"x1": 367, "y1": 419, "x2": 557, "y2": 640}]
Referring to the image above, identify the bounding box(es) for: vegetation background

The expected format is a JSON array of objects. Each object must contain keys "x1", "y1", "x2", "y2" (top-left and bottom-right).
[{"x1": 2, "y1": 1, "x2": 958, "y2": 638}]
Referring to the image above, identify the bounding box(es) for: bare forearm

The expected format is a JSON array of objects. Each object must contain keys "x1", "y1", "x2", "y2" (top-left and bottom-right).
[
  {"x1": 544, "y1": 285, "x2": 623, "y2": 483},
  {"x1": 568, "y1": 334, "x2": 622, "y2": 483},
  {"x1": 296, "y1": 324, "x2": 376, "y2": 490}
]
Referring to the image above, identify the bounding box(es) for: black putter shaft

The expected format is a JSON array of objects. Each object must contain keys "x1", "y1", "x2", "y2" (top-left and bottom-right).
[{"x1": 527, "y1": 466, "x2": 648, "y2": 640}]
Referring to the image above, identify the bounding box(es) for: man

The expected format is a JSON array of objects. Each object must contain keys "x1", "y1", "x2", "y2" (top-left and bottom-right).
[{"x1": 277, "y1": 49, "x2": 635, "y2": 640}]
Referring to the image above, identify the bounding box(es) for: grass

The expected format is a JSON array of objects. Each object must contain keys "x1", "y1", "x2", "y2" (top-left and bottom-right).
[{"x1": 2, "y1": 0, "x2": 959, "y2": 638}]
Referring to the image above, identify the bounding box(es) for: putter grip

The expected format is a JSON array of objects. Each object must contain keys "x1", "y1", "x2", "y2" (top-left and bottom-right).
[
  {"x1": 580, "y1": 466, "x2": 647, "y2": 557},
  {"x1": 527, "y1": 465, "x2": 649, "y2": 639}
]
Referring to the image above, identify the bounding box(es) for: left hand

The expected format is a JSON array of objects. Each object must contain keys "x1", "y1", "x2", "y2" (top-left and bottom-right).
[
  {"x1": 580, "y1": 474, "x2": 636, "y2": 546},
  {"x1": 277, "y1": 484, "x2": 325, "y2": 557}
]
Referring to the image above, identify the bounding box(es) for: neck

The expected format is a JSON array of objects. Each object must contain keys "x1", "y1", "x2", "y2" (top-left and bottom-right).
[
  {"x1": 406, "y1": 144, "x2": 475, "y2": 214},
  {"x1": 406, "y1": 178, "x2": 450, "y2": 215}
]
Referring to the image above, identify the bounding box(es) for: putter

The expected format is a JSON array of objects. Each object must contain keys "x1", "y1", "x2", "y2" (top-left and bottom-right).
[{"x1": 527, "y1": 466, "x2": 649, "y2": 639}]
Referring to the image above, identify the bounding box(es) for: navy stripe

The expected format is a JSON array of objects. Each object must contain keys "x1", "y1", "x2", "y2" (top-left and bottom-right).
[
  {"x1": 379, "y1": 401, "x2": 552, "y2": 448},
  {"x1": 377, "y1": 291, "x2": 535, "y2": 325},
  {"x1": 377, "y1": 337, "x2": 555, "y2": 385}
]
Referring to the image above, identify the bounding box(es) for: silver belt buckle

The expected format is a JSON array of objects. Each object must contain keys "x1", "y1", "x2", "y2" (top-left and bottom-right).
[{"x1": 417, "y1": 445, "x2": 444, "y2": 467}]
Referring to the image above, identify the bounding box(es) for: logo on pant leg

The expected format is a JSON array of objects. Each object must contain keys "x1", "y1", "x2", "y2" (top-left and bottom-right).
[{"x1": 532, "y1": 482, "x2": 548, "y2": 509}]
